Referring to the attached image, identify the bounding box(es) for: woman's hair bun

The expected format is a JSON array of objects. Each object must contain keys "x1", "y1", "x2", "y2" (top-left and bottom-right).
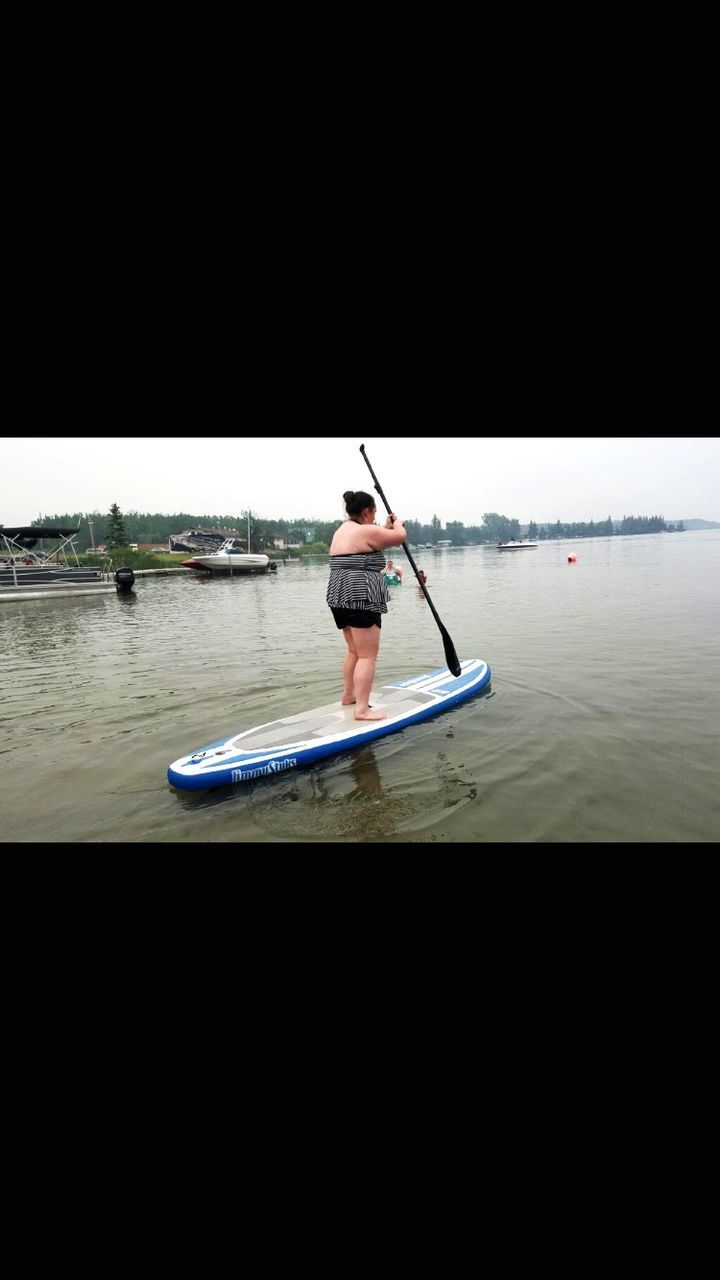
[{"x1": 343, "y1": 490, "x2": 355, "y2": 504}]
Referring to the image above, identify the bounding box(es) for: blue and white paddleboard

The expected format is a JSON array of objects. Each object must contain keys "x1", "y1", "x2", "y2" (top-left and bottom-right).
[{"x1": 167, "y1": 657, "x2": 491, "y2": 791}]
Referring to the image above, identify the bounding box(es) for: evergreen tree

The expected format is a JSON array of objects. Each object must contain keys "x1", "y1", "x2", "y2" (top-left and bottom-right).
[{"x1": 106, "y1": 503, "x2": 128, "y2": 548}]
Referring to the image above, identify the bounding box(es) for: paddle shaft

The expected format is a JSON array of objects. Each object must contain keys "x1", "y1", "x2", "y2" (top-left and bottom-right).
[{"x1": 359, "y1": 444, "x2": 461, "y2": 677}]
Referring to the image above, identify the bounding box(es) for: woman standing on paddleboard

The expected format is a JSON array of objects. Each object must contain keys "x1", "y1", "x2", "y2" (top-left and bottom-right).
[{"x1": 327, "y1": 490, "x2": 406, "y2": 721}]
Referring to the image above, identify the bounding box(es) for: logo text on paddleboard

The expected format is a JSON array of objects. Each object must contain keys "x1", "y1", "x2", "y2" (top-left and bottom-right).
[{"x1": 232, "y1": 758, "x2": 298, "y2": 783}]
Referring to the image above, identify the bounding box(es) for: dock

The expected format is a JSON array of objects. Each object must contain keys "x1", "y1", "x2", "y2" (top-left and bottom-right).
[
  {"x1": 0, "y1": 583, "x2": 120, "y2": 602},
  {"x1": 132, "y1": 567, "x2": 194, "y2": 576}
]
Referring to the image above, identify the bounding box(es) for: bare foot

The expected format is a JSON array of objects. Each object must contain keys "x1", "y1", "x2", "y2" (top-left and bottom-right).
[
  {"x1": 341, "y1": 697, "x2": 356, "y2": 705},
  {"x1": 355, "y1": 710, "x2": 386, "y2": 721}
]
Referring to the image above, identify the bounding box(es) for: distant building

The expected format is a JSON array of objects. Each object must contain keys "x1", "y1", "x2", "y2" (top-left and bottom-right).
[{"x1": 169, "y1": 527, "x2": 241, "y2": 553}]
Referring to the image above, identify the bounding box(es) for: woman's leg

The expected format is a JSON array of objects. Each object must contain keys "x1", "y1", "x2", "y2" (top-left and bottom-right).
[
  {"x1": 349, "y1": 624, "x2": 385, "y2": 721},
  {"x1": 341, "y1": 628, "x2": 358, "y2": 704}
]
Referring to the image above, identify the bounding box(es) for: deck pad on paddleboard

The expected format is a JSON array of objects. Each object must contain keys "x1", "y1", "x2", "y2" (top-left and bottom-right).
[{"x1": 167, "y1": 657, "x2": 491, "y2": 790}]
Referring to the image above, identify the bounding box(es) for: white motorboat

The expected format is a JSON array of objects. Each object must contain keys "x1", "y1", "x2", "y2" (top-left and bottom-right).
[
  {"x1": 182, "y1": 539, "x2": 270, "y2": 573},
  {"x1": 497, "y1": 540, "x2": 538, "y2": 551}
]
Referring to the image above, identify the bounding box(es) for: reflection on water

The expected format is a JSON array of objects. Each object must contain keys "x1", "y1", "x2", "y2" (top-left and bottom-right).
[
  {"x1": 349, "y1": 746, "x2": 383, "y2": 799},
  {"x1": 2, "y1": 533, "x2": 719, "y2": 842}
]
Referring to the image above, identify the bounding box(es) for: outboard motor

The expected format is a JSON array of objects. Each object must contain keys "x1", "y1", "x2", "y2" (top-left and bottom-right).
[{"x1": 115, "y1": 566, "x2": 135, "y2": 593}]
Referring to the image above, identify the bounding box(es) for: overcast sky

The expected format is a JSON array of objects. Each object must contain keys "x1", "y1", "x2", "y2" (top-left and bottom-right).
[{"x1": 3, "y1": 435, "x2": 718, "y2": 527}]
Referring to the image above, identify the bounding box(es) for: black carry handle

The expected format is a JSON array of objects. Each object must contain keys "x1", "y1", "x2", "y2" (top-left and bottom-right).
[{"x1": 360, "y1": 443, "x2": 462, "y2": 678}]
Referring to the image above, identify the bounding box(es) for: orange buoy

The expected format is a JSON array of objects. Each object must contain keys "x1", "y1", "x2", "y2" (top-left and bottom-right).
[{"x1": 568, "y1": 554, "x2": 576, "y2": 563}]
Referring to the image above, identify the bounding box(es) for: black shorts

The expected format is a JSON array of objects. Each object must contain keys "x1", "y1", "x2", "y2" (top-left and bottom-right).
[{"x1": 330, "y1": 607, "x2": 382, "y2": 630}]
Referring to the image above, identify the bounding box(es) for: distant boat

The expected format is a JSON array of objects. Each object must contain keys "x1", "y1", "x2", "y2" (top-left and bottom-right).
[
  {"x1": 181, "y1": 510, "x2": 272, "y2": 574},
  {"x1": 182, "y1": 539, "x2": 270, "y2": 574},
  {"x1": 497, "y1": 539, "x2": 538, "y2": 551}
]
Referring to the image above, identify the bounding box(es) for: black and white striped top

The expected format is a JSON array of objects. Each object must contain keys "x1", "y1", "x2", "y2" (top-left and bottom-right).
[{"x1": 326, "y1": 550, "x2": 388, "y2": 613}]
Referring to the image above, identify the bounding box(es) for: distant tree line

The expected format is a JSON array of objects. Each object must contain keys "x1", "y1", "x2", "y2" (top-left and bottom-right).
[
  {"x1": 618, "y1": 515, "x2": 684, "y2": 534},
  {"x1": 28, "y1": 508, "x2": 684, "y2": 552},
  {"x1": 30, "y1": 508, "x2": 347, "y2": 552},
  {"x1": 529, "y1": 515, "x2": 684, "y2": 539},
  {"x1": 29, "y1": 508, "x2": 525, "y2": 548}
]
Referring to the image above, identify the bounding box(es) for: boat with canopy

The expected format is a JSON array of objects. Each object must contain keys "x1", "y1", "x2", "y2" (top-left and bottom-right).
[{"x1": 0, "y1": 526, "x2": 133, "y2": 600}]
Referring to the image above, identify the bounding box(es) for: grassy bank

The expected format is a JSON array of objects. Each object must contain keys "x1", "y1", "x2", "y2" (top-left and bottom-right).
[{"x1": 77, "y1": 550, "x2": 187, "y2": 570}]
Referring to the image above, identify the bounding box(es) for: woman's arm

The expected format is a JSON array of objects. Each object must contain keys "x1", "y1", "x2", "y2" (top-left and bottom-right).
[{"x1": 366, "y1": 518, "x2": 406, "y2": 549}]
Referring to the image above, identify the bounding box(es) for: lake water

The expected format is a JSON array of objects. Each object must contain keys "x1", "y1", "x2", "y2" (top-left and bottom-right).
[{"x1": 2, "y1": 531, "x2": 718, "y2": 843}]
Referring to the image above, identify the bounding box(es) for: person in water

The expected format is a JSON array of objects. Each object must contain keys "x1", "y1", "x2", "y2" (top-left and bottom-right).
[
  {"x1": 418, "y1": 569, "x2": 427, "y2": 585},
  {"x1": 327, "y1": 489, "x2": 406, "y2": 721},
  {"x1": 385, "y1": 558, "x2": 403, "y2": 582}
]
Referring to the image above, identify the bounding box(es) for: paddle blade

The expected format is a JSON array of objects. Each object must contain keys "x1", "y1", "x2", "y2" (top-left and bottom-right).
[{"x1": 440, "y1": 627, "x2": 462, "y2": 678}]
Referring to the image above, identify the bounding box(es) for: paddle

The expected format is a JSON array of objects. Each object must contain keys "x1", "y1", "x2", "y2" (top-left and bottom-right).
[{"x1": 360, "y1": 443, "x2": 462, "y2": 678}]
